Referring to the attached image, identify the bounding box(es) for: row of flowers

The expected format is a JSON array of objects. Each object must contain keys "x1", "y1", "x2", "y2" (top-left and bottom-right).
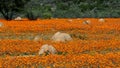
[
  {"x1": 0, "y1": 53, "x2": 120, "y2": 68},
  {"x1": 0, "y1": 39, "x2": 120, "y2": 56},
  {"x1": 0, "y1": 18, "x2": 120, "y2": 33}
]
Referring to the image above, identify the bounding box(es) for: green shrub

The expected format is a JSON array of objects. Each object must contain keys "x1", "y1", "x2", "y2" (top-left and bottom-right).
[
  {"x1": 42, "y1": 12, "x2": 52, "y2": 19},
  {"x1": 26, "y1": 11, "x2": 38, "y2": 20}
]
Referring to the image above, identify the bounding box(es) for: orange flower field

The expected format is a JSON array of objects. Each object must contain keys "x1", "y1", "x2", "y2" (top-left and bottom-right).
[{"x1": 0, "y1": 18, "x2": 120, "y2": 68}]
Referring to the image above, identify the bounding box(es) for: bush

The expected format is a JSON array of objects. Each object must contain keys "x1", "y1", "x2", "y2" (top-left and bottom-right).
[
  {"x1": 42, "y1": 12, "x2": 52, "y2": 19},
  {"x1": 0, "y1": 0, "x2": 30, "y2": 20},
  {"x1": 26, "y1": 11, "x2": 38, "y2": 20}
]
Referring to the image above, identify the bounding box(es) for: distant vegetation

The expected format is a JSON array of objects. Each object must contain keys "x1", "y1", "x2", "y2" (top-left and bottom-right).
[
  {"x1": 0, "y1": 0, "x2": 120, "y2": 20},
  {"x1": 0, "y1": 0, "x2": 30, "y2": 20}
]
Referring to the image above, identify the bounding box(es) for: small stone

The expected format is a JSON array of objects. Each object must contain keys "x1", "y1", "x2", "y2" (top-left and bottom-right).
[
  {"x1": 0, "y1": 22, "x2": 3, "y2": 27},
  {"x1": 83, "y1": 20, "x2": 91, "y2": 24},
  {"x1": 99, "y1": 18, "x2": 105, "y2": 22},
  {"x1": 14, "y1": 17, "x2": 22, "y2": 21},
  {"x1": 68, "y1": 19, "x2": 73, "y2": 22},
  {"x1": 33, "y1": 35, "x2": 41, "y2": 41},
  {"x1": 38, "y1": 44, "x2": 57, "y2": 55},
  {"x1": 51, "y1": 32, "x2": 72, "y2": 42}
]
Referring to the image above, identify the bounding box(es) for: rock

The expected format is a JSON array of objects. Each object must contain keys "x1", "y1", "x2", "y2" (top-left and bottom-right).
[
  {"x1": 83, "y1": 20, "x2": 91, "y2": 24},
  {"x1": 68, "y1": 19, "x2": 73, "y2": 22},
  {"x1": 34, "y1": 35, "x2": 41, "y2": 41},
  {"x1": 14, "y1": 17, "x2": 22, "y2": 21},
  {"x1": 51, "y1": 32, "x2": 72, "y2": 42},
  {"x1": 99, "y1": 18, "x2": 105, "y2": 22},
  {"x1": 0, "y1": 22, "x2": 3, "y2": 27},
  {"x1": 38, "y1": 44, "x2": 57, "y2": 55}
]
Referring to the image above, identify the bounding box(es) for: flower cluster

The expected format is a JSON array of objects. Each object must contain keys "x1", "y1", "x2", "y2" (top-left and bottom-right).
[
  {"x1": 0, "y1": 39, "x2": 119, "y2": 56},
  {"x1": 0, "y1": 18, "x2": 120, "y2": 33},
  {"x1": 1, "y1": 53, "x2": 120, "y2": 68}
]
